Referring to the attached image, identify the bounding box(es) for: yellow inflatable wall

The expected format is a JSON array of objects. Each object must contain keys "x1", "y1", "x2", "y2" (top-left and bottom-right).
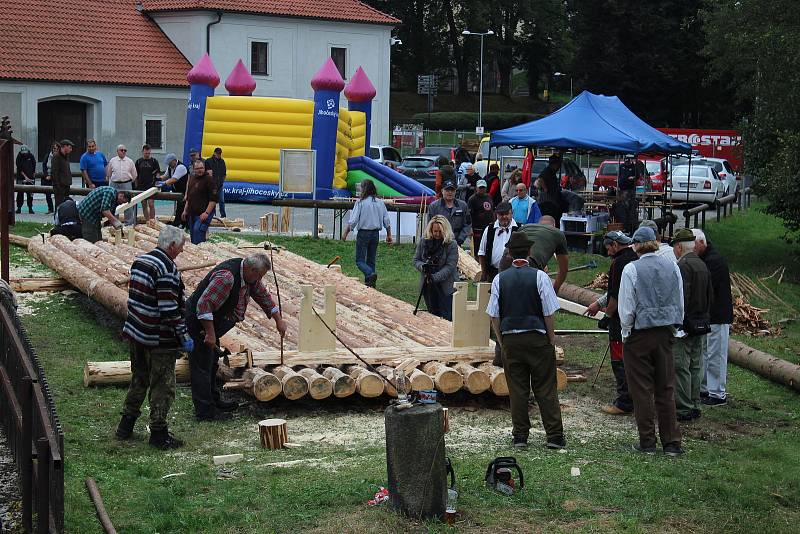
[
  {"x1": 334, "y1": 108, "x2": 352, "y2": 190},
  {"x1": 350, "y1": 111, "x2": 367, "y2": 158}
]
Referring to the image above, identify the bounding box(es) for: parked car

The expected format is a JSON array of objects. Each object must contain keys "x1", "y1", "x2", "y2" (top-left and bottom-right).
[
  {"x1": 419, "y1": 144, "x2": 456, "y2": 164},
  {"x1": 397, "y1": 155, "x2": 439, "y2": 190},
  {"x1": 694, "y1": 157, "x2": 739, "y2": 196},
  {"x1": 474, "y1": 136, "x2": 526, "y2": 177},
  {"x1": 369, "y1": 145, "x2": 402, "y2": 169},
  {"x1": 641, "y1": 158, "x2": 667, "y2": 191},
  {"x1": 667, "y1": 164, "x2": 725, "y2": 203},
  {"x1": 593, "y1": 159, "x2": 653, "y2": 191},
  {"x1": 526, "y1": 156, "x2": 587, "y2": 192}
]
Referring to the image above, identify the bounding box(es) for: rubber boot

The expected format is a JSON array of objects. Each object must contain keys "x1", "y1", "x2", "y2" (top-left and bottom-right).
[
  {"x1": 115, "y1": 414, "x2": 137, "y2": 440},
  {"x1": 149, "y1": 428, "x2": 184, "y2": 450}
]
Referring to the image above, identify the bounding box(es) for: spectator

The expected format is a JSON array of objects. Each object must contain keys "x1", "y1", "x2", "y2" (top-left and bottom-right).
[
  {"x1": 51, "y1": 139, "x2": 75, "y2": 208},
  {"x1": 639, "y1": 219, "x2": 677, "y2": 262},
  {"x1": 467, "y1": 179, "x2": 495, "y2": 258},
  {"x1": 614, "y1": 155, "x2": 640, "y2": 234},
  {"x1": 433, "y1": 156, "x2": 450, "y2": 198},
  {"x1": 41, "y1": 142, "x2": 57, "y2": 213},
  {"x1": 79, "y1": 139, "x2": 108, "y2": 188},
  {"x1": 454, "y1": 142, "x2": 471, "y2": 168},
  {"x1": 427, "y1": 180, "x2": 472, "y2": 247},
  {"x1": 671, "y1": 229, "x2": 713, "y2": 422},
  {"x1": 510, "y1": 182, "x2": 541, "y2": 225},
  {"x1": 501, "y1": 168, "x2": 522, "y2": 202},
  {"x1": 50, "y1": 196, "x2": 82, "y2": 240},
  {"x1": 692, "y1": 229, "x2": 733, "y2": 407},
  {"x1": 534, "y1": 154, "x2": 564, "y2": 225},
  {"x1": 205, "y1": 147, "x2": 228, "y2": 218},
  {"x1": 618, "y1": 226, "x2": 684, "y2": 456},
  {"x1": 186, "y1": 254, "x2": 287, "y2": 421},
  {"x1": 341, "y1": 179, "x2": 393, "y2": 288},
  {"x1": 485, "y1": 163, "x2": 502, "y2": 206},
  {"x1": 183, "y1": 160, "x2": 218, "y2": 245},
  {"x1": 135, "y1": 144, "x2": 161, "y2": 221},
  {"x1": 478, "y1": 201, "x2": 517, "y2": 282},
  {"x1": 76, "y1": 185, "x2": 127, "y2": 243},
  {"x1": 161, "y1": 153, "x2": 189, "y2": 228},
  {"x1": 485, "y1": 231, "x2": 564, "y2": 450},
  {"x1": 106, "y1": 144, "x2": 138, "y2": 225},
  {"x1": 116, "y1": 225, "x2": 191, "y2": 449},
  {"x1": 412, "y1": 215, "x2": 460, "y2": 320},
  {"x1": 15, "y1": 145, "x2": 35, "y2": 214},
  {"x1": 520, "y1": 215, "x2": 569, "y2": 293}
]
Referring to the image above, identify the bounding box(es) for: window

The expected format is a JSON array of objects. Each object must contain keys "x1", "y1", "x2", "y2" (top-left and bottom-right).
[
  {"x1": 143, "y1": 115, "x2": 166, "y2": 151},
  {"x1": 251, "y1": 41, "x2": 269, "y2": 76},
  {"x1": 331, "y1": 47, "x2": 347, "y2": 79}
]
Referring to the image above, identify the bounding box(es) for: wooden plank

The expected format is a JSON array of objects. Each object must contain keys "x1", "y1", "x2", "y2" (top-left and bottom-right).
[
  {"x1": 115, "y1": 187, "x2": 159, "y2": 216},
  {"x1": 558, "y1": 297, "x2": 605, "y2": 319},
  {"x1": 10, "y1": 277, "x2": 70, "y2": 293}
]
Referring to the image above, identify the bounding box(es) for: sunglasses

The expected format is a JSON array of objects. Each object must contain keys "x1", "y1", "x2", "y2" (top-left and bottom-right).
[{"x1": 119, "y1": 149, "x2": 127, "y2": 152}]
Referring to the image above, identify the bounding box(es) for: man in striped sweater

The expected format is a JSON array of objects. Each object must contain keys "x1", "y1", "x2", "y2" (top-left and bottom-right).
[{"x1": 116, "y1": 225, "x2": 193, "y2": 449}]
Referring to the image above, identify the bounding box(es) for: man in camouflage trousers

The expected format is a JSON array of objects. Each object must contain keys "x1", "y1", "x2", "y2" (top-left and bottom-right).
[{"x1": 115, "y1": 225, "x2": 193, "y2": 449}]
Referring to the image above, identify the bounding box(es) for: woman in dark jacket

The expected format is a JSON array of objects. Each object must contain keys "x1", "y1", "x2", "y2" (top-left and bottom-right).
[
  {"x1": 412, "y1": 215, "x2": 459, "y2": 320},
  {"x1": 15, "y1": 145, "x2": 36, "y2": 214}
]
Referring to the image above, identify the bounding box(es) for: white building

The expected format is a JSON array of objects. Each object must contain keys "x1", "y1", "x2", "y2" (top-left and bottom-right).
[{"x1": 0, "y1": 0, "x2": 398, "y2": 168}]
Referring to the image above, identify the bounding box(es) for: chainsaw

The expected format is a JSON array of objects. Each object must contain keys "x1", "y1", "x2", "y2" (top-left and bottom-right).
[{"x1": 485, "y1": 456, "x2": 525, "y2": 495}]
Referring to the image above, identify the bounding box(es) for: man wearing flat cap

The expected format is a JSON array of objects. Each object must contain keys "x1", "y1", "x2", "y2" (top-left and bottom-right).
[
  {"x1": 427, "y1": 180, "x2": 472, "y2": 247},
  {"x1": 478, "y1": 201, "x2": 518, "y2": 282},
  {"x1": 51, "y1": 139, "x2": 75, "y2": 208},
  {"x1": 671, "y1": 228, "x2": 713, "y2": 422},
  {"x1": 618, "y1": 226, "x2": 685, "y2": 456},
  {"x1": 486, "y1": 231, "x2": 564, "y2": 450}
]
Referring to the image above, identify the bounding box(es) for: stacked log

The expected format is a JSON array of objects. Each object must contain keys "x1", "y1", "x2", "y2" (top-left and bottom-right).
[
  {"x1": 457, "y1": 247, "x2": 482, "y2": 282},
  {"x1": 345, "y1": 365, "x2": 384, "y2": 398},
  {"x1": 422, "y1": 362, "x2": 463, "y2": 394},
  {"x1": 272, "y1": 366, "x2": 308, "y2": 400},
  {"x1": 322, "y1": 367, "x2": 356, "y2": 398},
  {"x1": 297, "y1": 368, "x2": 333, "y2": 400},
  {"x1": 453, "y1": 363, "x2": 490, "y2": 394}
]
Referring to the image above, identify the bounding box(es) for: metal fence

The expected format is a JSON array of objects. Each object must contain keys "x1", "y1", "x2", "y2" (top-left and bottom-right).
[{"x1": 0, "y1": 292, "x2": 64, "y2": 533}]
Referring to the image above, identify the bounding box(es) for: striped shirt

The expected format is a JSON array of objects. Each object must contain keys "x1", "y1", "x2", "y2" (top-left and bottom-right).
[
  {"x1": 77, "y1": 186, "x2": 117, "y2": 224},
  {"x1": 348, "y1": 196, "x2": 391, "y2": 232},
  {"x1": 122, "y1": 247, "x2": 190, "y2": 348}
]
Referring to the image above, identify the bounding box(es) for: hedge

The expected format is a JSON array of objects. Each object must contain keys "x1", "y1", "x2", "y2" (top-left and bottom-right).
[{"x1": 409, "y1": 112, "x2": 543, "y2": 130}]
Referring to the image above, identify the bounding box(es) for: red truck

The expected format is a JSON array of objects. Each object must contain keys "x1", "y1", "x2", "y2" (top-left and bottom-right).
[{"x1": 657, "y1": 128, "x2": 743, "y2": 171}]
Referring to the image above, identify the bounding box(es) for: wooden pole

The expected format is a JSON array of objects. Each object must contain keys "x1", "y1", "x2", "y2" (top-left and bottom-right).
[
  {"x1": 258, "y1": 419, "x2": 288, "y2": 449},
  {"x1": 728, "y1": 338, "x2": 800, "y2": 392},
  {"x1": 85, "y1": 477, "x2": 118, "y2": 534}
]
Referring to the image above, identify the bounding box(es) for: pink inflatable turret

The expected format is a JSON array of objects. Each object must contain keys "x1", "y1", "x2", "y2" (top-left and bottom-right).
[
  {"x1": 225, "y1": 59, "x2": 257, "y2": 96},
  {"x1": 344, "y1": 67, "x2": 377, "y2": 147}
]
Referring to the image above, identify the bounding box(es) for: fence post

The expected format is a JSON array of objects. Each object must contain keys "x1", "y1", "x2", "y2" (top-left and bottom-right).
[
  {"x1": 21, "y1": 376, "x2": 33, "y2": 533},
  {"x1": 36, "y1": 437, "x2": 50, "y2": 534},
  {"x1": 701, "y1": 209, "x2": 706, "y2": 229},
  {"x1": 716, "y1": 202, "x2": 721, "y2": 222}
]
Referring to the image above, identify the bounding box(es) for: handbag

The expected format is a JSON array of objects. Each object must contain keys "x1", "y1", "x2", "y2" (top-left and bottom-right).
[{"x1": 683, "y1": 314, "x2": 711, "y2": 336}]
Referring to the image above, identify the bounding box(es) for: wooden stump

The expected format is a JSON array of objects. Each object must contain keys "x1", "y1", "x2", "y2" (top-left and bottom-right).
[
  {"x1": 408, "y1": 368, "x2": 434, "y2": 392},
  {"x1": 345, "y1": 365, "x2": 384, "y2": 398},
  {"x1": 272, "y1": 365, "x2": 308, "y2": 400},
  {"x1": 453, "y1": 363, "x2": 490, "y2": 394},
  {"x1": 242, "y1": 368, "x2": 282, "y2": 402},
  {"x1": 422, "y1": 362, "x2": 463, "y2": 394},
  {"x1": 556, "y1": 368, "x2": 567, "y2": 391},
  {"x1": 259, "y1": 419, "x2": 288, "y2": 449},
  {"x1": 322, "y1": 367, "x2": 356, "y2": 398},
  {"x1": 297, "y1": 368, "x2": 333, "y2": 400},
  {"x1": 478, "y1": 362, "x2": 508, "y2": 396}
]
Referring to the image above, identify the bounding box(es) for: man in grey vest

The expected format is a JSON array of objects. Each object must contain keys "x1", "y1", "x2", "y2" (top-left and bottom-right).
[
  {"x1": 486, "y1": 231, "x2": 564, "y2": 450},
  {"x1": 618, "y1": 226, "x2": 685, "y2": 456}
]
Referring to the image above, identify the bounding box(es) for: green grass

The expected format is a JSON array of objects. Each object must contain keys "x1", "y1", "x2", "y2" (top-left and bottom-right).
[{"x1": 11, "y1": 212, "x2": 800, "y2": 533}]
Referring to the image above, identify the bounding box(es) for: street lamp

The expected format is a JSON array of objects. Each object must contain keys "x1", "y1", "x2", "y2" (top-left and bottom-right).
[
  {"x1": 553, "y1": 72, "x2": 573, "y2": 100},
  {"x1": 462, "y1": 29, "x2": 494, "y2": 133}
]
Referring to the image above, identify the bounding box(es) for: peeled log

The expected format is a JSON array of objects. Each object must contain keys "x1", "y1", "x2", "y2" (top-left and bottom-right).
[
  {"x1": 478, "y1": 362, "x2": 508, "y2": 396},
  {"x1": 297, "y1": 368, "x2": 333, "y2": 400},
  {"x1": 558, "y1": 282, "x2": 600, "y2": 308},
  {"x1": 241, "y1": 368, "x2": 282, "y2": 402},
  {"x1": 376, "y1": 365, "x2": 399, "y2": 397},
  {"x1": 409, "y1": 368, "x2": 434, "y2": 392},
  {"x1": 345, "y1": 365, "x2": 384, "y2": 398},
  {"x1": 272, "y1": 365, "x2": 308, "y2": 400},
  {"x1": 422, "y1": 362, "x2": 463, "y2": 394},
  {"x1": 728, "y1": 339, "x2": 800, "y2": 393},
  {"x1": 453, "y1": 363, "x2": 490, "y2": 394},
  {"x1": 322, "y1": 367, "x2": 356, "y2": 398},
  {"x1": 457, "y1": 247, "x2": 482, "y2": 282},
  {"x1": 84, "y1": 359, "x2": 190, "y2": 387}
]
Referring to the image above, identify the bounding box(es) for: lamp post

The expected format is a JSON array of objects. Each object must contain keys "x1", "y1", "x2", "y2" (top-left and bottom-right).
[
  {"x1": 553, "y1": 72, "x2": 573, "y2": 100},
  {"x1": 462, "y1": 29, "x2": 494, "y2": 133}
]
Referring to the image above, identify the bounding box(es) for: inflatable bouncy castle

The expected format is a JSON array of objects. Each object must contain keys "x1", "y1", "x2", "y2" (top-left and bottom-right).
[{"x1": 182, "y1": 54, "x2": 434, "y2": 202}]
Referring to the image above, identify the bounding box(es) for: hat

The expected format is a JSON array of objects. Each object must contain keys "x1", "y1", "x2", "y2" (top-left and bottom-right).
[
  {"x1": 59, "y1": 139, "x2": 75, "y2": 147},
  {"x1": 476, "y1": 179, "x2": 487, "y2": 188},
  {"x1": 604, "y1": 230, "x2": 632, "y2": 245},
  {"x1": 19, "y1": 145, "x2": 29, "y2": 153},
  {"x1": 189, "y1": 147, "x2": 198, "y2": 155},
  {"x1": 164, "y1": 153, "x2": 177, "y2": 164},
  {"x1": 638, "y1": 219, "x2": 659, "y2": 232},
  {"x1": 632, "y1": 226, "x2": 656, "y2": 243},
  {"x1": 505, "y1": 231, "x2": 534, "y2": 252},
  {"x1": 214, "y1": 147, "x2": 222, "y2": 154},
  {"x1": 671, "y1": 228, "x2": 696, "y2": 245},
  {"x1": 495, "y1": 201, "x2": 512, "y2": 213},
  {"x1": 443, "y1": 180, "x2": 457, "y2": 190}
]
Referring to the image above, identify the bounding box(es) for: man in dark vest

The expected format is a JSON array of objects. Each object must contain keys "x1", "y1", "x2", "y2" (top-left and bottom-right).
[
  {"x1": 486, "y1": 231, "x2": 565, "y2": 450},
  {"x1": 186, "y1": 254, "x2": 287, "y2": 421}
]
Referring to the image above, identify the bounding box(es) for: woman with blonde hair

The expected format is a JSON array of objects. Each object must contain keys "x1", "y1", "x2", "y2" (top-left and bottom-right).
[
  {"x1": 501, "y1": 169, "x2": 523, "y2": 202},
  {"x1": 412, "y1": 215, "x2": 460, "y2": 320}
]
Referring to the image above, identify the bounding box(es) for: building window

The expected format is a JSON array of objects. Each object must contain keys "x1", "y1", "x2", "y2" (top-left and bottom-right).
[
  {"x1": 251, "y1": 41, "x2": 269, "y2": 76},
  {"x1": 331, "y1": 47, "x2": 347, "y2": 79},
  {"x1": 143, "y1": 115, "x2": 166, "y2": 152}
]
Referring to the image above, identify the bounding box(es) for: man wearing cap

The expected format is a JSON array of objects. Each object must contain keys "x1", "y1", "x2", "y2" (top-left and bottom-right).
[
  {"x1": 639, "y1": 219, "x2": 676, "y2": 262},
  {"x1": 467, "y1": 179, "x2": 495, "y2": 258},
  {"x1": 671, "y1": 228, "x2": 713, "y2": 422},
  {"x1": 586, "y1": 231, "x2": 638, "y2": 415},
  {"x1": 510, "y1": 182, "x2": 541, "y2": 225},
  {"x1": 427, "y1": 180, "x2": 472, "y2": 247},
  {"x1": 520, "y1": 215, "x2": 569, "y2": 293},
  {"x1": 161, "y1": 154, "x2": 189, "y2": 228},
  {"x1": 106, "y1": 144, "x2": 138, "y2": 226},
  {"x1": 205, "y1": 147, "x2": 227, "y2": 218},
  {"x1": 79, "y1": 139, "x2": 108, "y2": 189},
  {"x1": 51, "y1": 139, "x2": 75, "y2": 208},
  {"x1": 478, "y1": 201, "x2": 517, "y2": 282},
  {"x1": 535, "y1": 154, "x2": 563, "y2": 224},
  {"x1": 76, "y1": 186, "x2": 128, "y2": 243},
  {"x1": 486, "y1": 231, "x2": 564, "y2": 450},
  {"x1": 618, "y1": 226, "x2": 684, "y2": 456}
]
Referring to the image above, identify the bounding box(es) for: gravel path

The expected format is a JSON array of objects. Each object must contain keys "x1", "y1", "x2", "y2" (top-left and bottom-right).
[{"x1": 0, "y1": 426, "x2": 21, "y2": 533}]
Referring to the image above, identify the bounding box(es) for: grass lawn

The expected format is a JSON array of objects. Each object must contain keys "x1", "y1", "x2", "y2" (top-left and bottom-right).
[{"x1": 8, "y1": 210, "x2": 800, "y2": 533}]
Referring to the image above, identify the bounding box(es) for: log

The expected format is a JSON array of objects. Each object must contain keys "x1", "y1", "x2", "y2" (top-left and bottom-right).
[
  {"x1": 241, "y1": 368, "x2": 282, "y2": 402},
  {"x1": 345, "y1": 365, "x2": 384, "y2": 398},
  {"x1": 9, "y1": 233, "x2": 31, "y2": 247},
  {"x1": 453, "y1": 362, "x2": 490, "y2": 394},
  {"x1": 457, "y1": 247, "x2": 482, "y2": 282},
  {"x1": 376, "y1": 365, "x2": 399, "y2": 397},
  {"x1": 422, "y1": 362, "x2": 463, "y2": 394},
  {"x1": 84, "y1": 359, "x2": 190, "y2": 387},
  {"x1": 408, "y1": 368, "x2": 434, "y2": 392},
  {"x1": 297, "y1": 368, "x2": 333, "y2": 400},
  {"x1": 271, "y1": 365, "x2": 308, "y2": 400},
  {"x1": 557, "y1": 282, "x2": 601, "y2": 308},
  {"x1": 85, "y1": 477, "x2": 118, "y2": 534},
  {"x1": 556, "y1": 368, "x2": 568, "y2": 391},
  {"x1": 259, "y1": 418, "x2": 288, "y2": 450},
  {"x1": 478, "y1": 362, "x2": 508, "y2": 396},
  {"x1": 322, "y1": 367, "x2": 356, "y2": 398},
  {"x1": 728, "y1": 338, "x2": 800, "y2": 392},
  {"x1": 10, "y1": 277, "x2": 70, "y2": 293}
]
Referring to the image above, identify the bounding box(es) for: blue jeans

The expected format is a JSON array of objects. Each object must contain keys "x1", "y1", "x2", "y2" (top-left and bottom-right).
[
  {"x1": 217, "y1": 179, "x2": 226, "y2": 218},
  {"x1": 355, "y1": 229, "x2": 379, "y2": 280},
  {"x1": 189, "y1": 210, "x2": 214, "y2": 244}
]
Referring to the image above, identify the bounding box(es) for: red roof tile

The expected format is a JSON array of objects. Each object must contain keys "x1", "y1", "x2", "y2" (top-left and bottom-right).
[
  {"x1": 0, "y1": 0, "x2": 191, "y2": 87},
  {"x1": 141, "y1": 0, "x2": 400, "y2": 25}
]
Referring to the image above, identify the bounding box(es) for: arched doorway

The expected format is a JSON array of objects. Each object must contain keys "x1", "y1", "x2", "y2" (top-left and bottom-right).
[{"x1": 37, "y1": 100, "x2": 87, "y2": 163}]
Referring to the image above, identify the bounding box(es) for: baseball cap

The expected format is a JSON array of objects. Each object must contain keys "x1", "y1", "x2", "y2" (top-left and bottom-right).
[
  {"x1": 670, "y1": 228, "x2": 696, "y2": 245},
  {"x1": 476, "y1": 179, "x2": 487, "y2": 188},
  {"x1": 19, "y1": 145, "x2": 29, "y2": 153},
  {"x1": 443, "y1": 180, "x2": 457, "y2": 190},
  {"x1": 495, "y1": 201, "x2": 512, "y2": 213},
  {"x1": 638, "y1": 220, "x2": 659, "y2": 233},
  {"x1": 505, "y1": 231, "x2": 533, "y2": 252},
  {"x1": 632, "y1": 226, "x2": 656, "y2": 243},
  {"x1": 164, "y1": 153, "x2": 177, "y2": 164},
  {"x1": 604, "y1": 230, "x2": 633, "y2": 245}
]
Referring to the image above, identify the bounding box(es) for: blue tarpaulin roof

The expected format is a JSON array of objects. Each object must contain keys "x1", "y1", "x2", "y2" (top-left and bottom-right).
[{"x1": 490, "y1": 91, "x2": 692, "y2": 155}]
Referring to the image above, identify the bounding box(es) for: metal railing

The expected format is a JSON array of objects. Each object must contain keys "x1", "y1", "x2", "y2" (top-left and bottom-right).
[{"x1": 0, "y1": 292, "x2": 64, "y2": 533}]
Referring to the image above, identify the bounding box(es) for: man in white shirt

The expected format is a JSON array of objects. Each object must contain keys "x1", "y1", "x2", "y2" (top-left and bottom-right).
[
  {"x1": 478, "y1": 201, "x2": 517, "y2": 282},
  {"x1": 639, "y1": 219, "x2": 677, "y2": 262},
  {"x1": 106, "y1": 144, "x2": 138, "y2": 225}
]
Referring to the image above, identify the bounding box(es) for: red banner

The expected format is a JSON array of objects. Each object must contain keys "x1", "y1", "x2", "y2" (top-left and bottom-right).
[{"x1": 657, "y1": 128, "x2": 743, "y2": 170}]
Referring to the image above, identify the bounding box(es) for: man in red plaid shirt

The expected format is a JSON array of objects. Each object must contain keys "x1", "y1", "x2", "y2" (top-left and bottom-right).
[{"x1": 186, "y1": 254, "x2": 287, "y2": 421}]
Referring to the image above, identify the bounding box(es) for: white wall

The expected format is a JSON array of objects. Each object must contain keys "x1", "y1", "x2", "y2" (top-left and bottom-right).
[{"x1": 151, "y1": 11, "x2": 393, "y2": 144}]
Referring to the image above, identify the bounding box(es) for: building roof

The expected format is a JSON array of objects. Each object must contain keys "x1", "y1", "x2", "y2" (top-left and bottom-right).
[
  {"x1": 141, "y1": 0, "x2": 400, "y2": 25},
  {"x1": 0, "y1": 0, "x2": 192, "y2": 87}
]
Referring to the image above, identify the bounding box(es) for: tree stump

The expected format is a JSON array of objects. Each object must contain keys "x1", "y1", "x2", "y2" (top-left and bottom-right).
[
  {"x1": 259, "y1": 419, "x2": 288, "y2": 450},
  {"x1": 422, "y1": 362, "x2": 463, "y2": 394},
  {"x1": 453, "y1": 363, "x2": 490, "y2": 394},
  {"x1": 297, "y1": 368, "x2": 333, "y2": 400},
  {"x1": 385, "y1": 403, "x2": 447, "y2": 519},
  {"x1": 272, "y1": 365, "x2": 308, "y2": 400},
  {"x1": 322, "y1": 367, "x2": 356, "y2": 398}
]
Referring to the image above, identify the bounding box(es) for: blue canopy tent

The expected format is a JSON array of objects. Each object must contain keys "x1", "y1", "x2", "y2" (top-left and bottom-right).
[{"x1": 490, "y1": 91, "x2": 691, "y2": 155}]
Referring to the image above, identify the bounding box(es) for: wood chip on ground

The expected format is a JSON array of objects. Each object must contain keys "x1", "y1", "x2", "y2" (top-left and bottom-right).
[{"x1": 584, "y1": 272, "x2": 609, "y2": 290}]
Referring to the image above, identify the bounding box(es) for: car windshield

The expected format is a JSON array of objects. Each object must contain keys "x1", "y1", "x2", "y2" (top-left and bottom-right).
[
  {"x1": 420, "y1": 147, "x2": 451, "y2": 158},
  {"x1": 645, "y1": 162, "x2": 660, "y2": 174},
  {"x1": 369, "y1": 147, "x2": 380, "y2": 159},
  {"x1": 599, "y1": 163, "x2": 620, "y2": 176},
  {"x1": 479, "y1": 141, "x2": 525, "y2": 160},
  {"x1": 531, "y1": 161, "x2": 548, "y2": 175},
  {"x1": 401, "y1": 158, "x2": 434, "y2": 168},
  {"x1": 673, "y1": 166, "x2": 709, "y2": 179}
]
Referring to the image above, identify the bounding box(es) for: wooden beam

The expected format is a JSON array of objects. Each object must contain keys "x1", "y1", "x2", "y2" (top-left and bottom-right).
[
  {"x1": 248, "y1": 345, "x2": 497, "y2": 367},
  {"x1": 10, "y1": 277, "x2": 70, "y2": 293},
  {"x1": 558, "y1": 297, "x2": 605, "y2": 318},
  {"x1": 115, "y1": 187, "x2": 159, "y2": 216}
]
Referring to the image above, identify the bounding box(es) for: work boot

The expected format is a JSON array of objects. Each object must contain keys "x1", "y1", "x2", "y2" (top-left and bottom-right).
[
  {"x1": 215, "y1": 399, "x2": 239, "y2": 412},
  {"x1": 115, "y1": 414, "x2": 137, "y2": 440},
  {"x1": 149, "y1": 428, "x2": 184, "y2": 450}
]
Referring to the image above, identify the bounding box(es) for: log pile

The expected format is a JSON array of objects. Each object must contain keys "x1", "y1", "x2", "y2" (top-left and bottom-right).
[{"x1": 732, "y1": 297, "x2": 776, "y2": 336}]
